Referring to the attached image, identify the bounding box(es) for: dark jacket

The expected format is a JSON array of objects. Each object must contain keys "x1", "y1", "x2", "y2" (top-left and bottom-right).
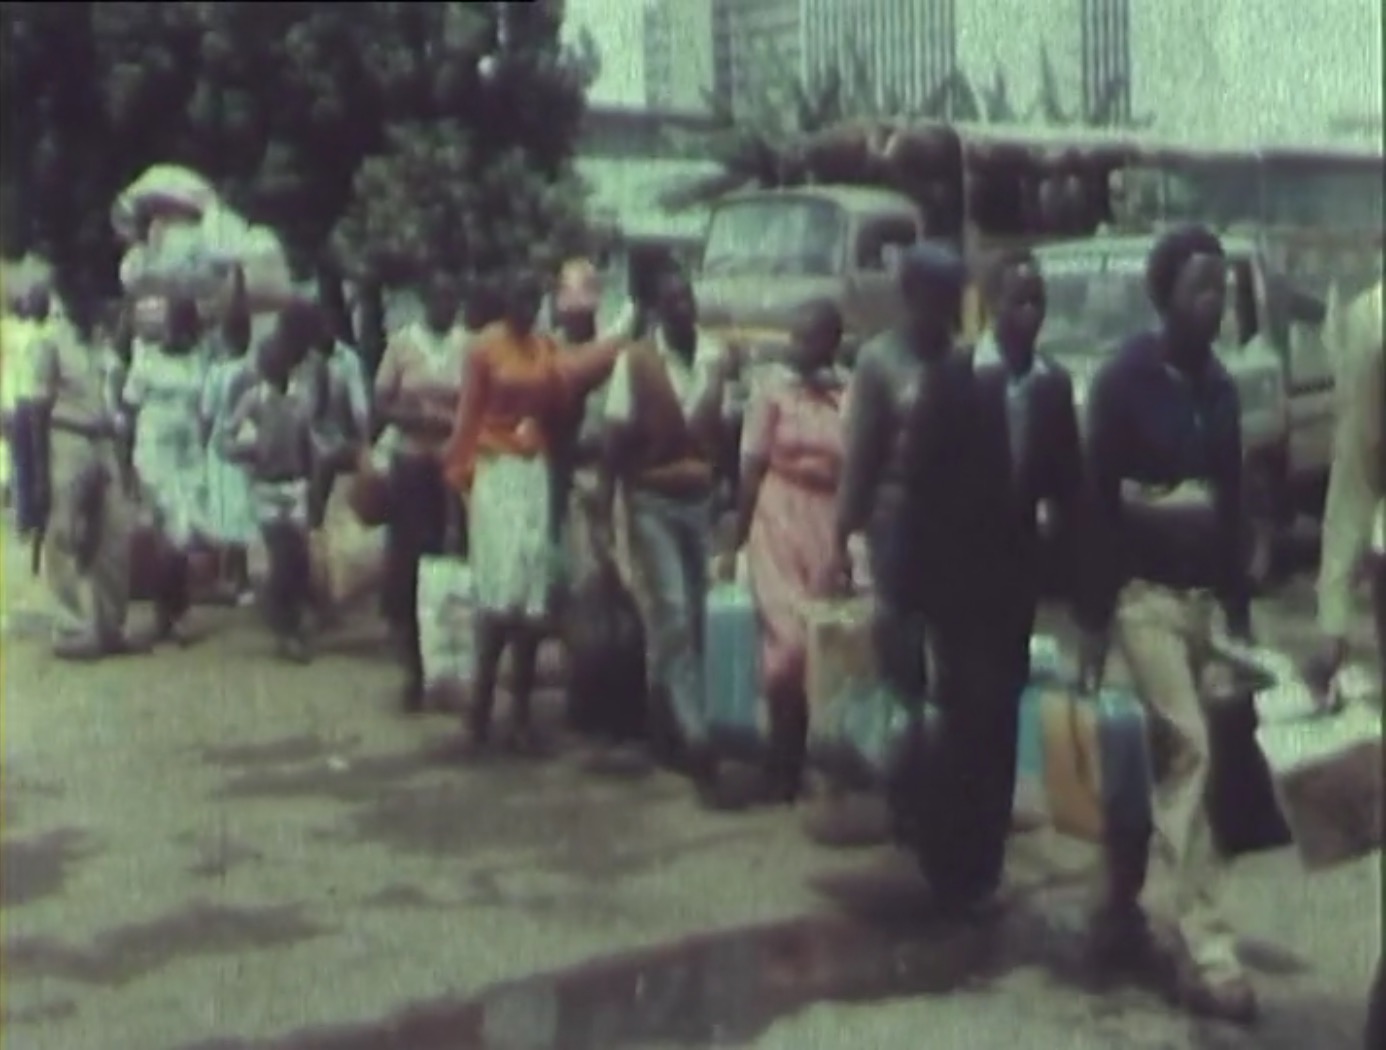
[
  {"x1": 1078, "y1": 330, "x2": 1250, "y2": 634},
  {"x1": 972, "y1": 350, "x2": 1083, "y2": 591}
]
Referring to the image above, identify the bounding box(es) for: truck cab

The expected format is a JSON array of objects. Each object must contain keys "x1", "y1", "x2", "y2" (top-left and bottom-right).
[{"x1": 694, "y1": 186, "x2": 922, "y2": 369}]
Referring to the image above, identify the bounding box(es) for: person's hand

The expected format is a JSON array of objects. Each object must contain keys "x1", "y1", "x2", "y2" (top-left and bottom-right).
[
  {"x1": 713, "y1": 548, "x2": 739, "y2": 584},
  {"x1": 1076, "y1": 628, "x2": 1110, "y2": 695},
  {"x1": 719, "y1": 343, "x2": 744, "y2": 382},
  {"x1": 814, "y1": 547, "x2": 851, "y2": 598},
  {"x1": 1303, "y1": 635, "x2": 1347, "y2": 699},
  {"x1": 1224, "y1": 612, "x2": 1255, "y2": 647}
]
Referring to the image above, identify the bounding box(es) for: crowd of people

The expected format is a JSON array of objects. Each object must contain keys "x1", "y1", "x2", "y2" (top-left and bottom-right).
[{"x1": 2, "y1": 223, "x2": 1380, "y2": 1039}]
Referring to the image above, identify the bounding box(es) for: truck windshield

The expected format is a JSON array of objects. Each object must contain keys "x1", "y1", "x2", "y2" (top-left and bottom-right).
[
  {"x1": 1038, "y1": 253, "x2": 1241, "y2": 357},
  {"x1": 701, "y1": 198, "x2": 845, "y2": 277}
]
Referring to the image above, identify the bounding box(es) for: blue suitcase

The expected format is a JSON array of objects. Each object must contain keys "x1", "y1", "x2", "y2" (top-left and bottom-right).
[{"x1": 702, "y1": 580, "x2": 764, "y2": 758}]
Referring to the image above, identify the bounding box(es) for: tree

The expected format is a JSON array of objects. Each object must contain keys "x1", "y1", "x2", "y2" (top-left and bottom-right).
[
  {"x1": 1, "y1": 1, "x2": 598, "y2": 321},
  {"x1": 332, "y1": 0, "x2": 597, "y2": 286}
]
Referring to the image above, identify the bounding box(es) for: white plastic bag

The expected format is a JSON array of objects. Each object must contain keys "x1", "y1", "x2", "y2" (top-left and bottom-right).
[
  {"x1": 309, "y1": 483, "x2": 386, "y2": 609},
  {"x1": 418, "y1": 556, "x2": 476, "y2": 696}
]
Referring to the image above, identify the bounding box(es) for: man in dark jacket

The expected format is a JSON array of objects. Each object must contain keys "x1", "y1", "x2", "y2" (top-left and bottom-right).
[
  {"x1": 1076, "y1": 225, "x2": 1257, "y2": 1024},
  {"x1": 973, "y1": 248, "x2": 1084, "y2": 833}
]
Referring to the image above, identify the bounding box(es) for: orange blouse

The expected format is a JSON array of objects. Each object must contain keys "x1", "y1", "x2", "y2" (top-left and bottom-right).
[{"x1": 442, "y1": 321, "x2": 621, "y2": 491}]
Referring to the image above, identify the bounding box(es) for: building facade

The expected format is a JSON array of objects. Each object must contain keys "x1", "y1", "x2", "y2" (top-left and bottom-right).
[
  {"x1": 711, "y1": 0, "x2": 958, "y2": 118},
  {"x1": 642, "y1": 0, "x2": 716, "y2": 113},
  {"x1": 655, "y1": 0, "x2": 1378, "y2": 144}
]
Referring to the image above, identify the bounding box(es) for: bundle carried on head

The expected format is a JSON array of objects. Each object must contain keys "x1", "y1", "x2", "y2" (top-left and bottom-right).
[{"x1": 111, "y1": 164, "x2": 296, "y2": 316}]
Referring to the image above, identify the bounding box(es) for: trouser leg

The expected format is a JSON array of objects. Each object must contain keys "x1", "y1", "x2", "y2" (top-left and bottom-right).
[{"x1": 1115, "y1": 582, "x2": 1238, "y2": 981}]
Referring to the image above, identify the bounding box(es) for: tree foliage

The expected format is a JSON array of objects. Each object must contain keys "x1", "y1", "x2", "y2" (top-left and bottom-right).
[{"x1": 0, "y1": 1, "x2": 599, "y2": 313}]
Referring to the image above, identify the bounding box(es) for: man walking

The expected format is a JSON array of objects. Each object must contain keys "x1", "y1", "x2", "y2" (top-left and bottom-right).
[
  {"x1": 1308, "y1": 279, "x2": 1382, "y2": 1049},
  {"x1": 32, "y1": 302, "x2": 138, "y2": 659}
]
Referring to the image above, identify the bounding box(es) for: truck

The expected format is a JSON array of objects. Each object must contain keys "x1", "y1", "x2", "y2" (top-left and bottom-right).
[{"x1": 691, "y1": 120, "x2": 1384, "y2": 585}]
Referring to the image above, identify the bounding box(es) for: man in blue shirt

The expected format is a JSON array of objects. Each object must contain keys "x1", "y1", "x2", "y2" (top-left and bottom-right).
[{"x1": 1076, "y1": 225, "x2": 1257, "y2": 1024}]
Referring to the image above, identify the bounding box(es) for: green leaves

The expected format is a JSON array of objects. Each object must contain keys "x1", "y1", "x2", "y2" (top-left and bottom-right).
[{"x1": 2, "y1": 0, "x2": 592, "y2": 309}]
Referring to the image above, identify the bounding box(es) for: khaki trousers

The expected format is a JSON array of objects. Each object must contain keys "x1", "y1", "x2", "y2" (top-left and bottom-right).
[
  {"x1": 1112, "y1": 579, "x2": 1240, "y2": 979},
  {"x1": 43, "y1": 431, "x2": 133, "y2": 646}
]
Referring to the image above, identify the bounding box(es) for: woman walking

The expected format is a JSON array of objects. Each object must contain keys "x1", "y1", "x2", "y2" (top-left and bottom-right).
[
  {"x1": 373, "y1": 277, "x2": 466, "y2": 710},
  {"x1": 443, "y1": 272, "x2": 618, "y2": 752},
  {"x1": 730, "y1": 301, "x2": 848, "y2": 802},
  {"x1": 123, "y1": 295, "x2": 211, "y2": 641}
]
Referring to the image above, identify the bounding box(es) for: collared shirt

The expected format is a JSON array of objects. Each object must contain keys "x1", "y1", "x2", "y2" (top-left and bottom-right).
[
  {"x1": 1317, "y1": 281, "x2": 1383, "y2": 636},
  {"x1": 603, "y1": 325, "x2": 729, "y2": 425},
  {"x1": 976, "y1": 330, "x2": 1051, "y2": 486}
]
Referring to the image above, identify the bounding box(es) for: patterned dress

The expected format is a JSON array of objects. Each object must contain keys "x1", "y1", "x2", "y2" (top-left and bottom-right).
[
  {"x1": 124, "y1": 340, "x2": 210, "y2": 548},
  {"x1": 743, "y1": 375, "x2": 846, "y2": 695}
]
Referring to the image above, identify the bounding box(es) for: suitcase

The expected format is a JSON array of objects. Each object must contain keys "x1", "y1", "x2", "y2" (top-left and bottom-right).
[
  {"x1": 702, "y1": 579, "x2": 764, "y2": 758},
  {"x1": 1038, "y1": 683, "x2": 1153, "y2": 842},
  {"x1": 1254, "y1": 672, "x2": 1382, "y2": 871},
  {"x1": 1204, "y1": 689, "x2": 1292, "y2": 857}
]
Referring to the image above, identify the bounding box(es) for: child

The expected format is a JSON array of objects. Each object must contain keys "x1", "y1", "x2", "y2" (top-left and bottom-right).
[{"x1": 221, "y1": 312, "x2": 317, "y2": 662}]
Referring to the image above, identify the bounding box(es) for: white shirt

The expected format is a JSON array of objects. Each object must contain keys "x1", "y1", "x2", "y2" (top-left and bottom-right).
[
  {"x1": 2, "y1": 316, "x2": 45, "y2": 408},
  {"x1": 1317, "y1": 281, "x2": 1383, "y2": 635},
  {"x1": 603, "y1": 325, "x2": 729, "y2": 425}
]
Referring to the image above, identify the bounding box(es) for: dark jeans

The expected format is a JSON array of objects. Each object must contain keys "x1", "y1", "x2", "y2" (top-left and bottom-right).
[
  {"x1": 262, "y1": 520, "x2": 311, "y2": 638},
  {"x1": 7, "y1": 402, "x2": 49, "y2": 534},
  {"x1": 871, "y1": 497, "x2": 1037, "y2": 904},
  {"x1": 383, "y1": 454, "x2": 449, "y2": 687}
]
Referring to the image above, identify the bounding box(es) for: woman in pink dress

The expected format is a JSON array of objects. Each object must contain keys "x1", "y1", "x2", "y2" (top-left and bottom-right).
[{"x1": 731, "y1": 300, "x2": 847, "y2": 802}]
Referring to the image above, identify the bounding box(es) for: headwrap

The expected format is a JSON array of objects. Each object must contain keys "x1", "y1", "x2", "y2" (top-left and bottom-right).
[{"x1": 554, "y1": 258, "x2": 601, "y2": 314}]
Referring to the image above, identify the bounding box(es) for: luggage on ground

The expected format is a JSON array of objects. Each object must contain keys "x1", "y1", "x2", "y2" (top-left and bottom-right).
[
  {"x1": 702, "y1": 555, "x2": 764, "y2": 757},
  {"x1": 1253, "y1": 665, "x2": 1382, "y2": 871},
  {"x1": 804, "y1": 597, "x2": 922, "y2": 788},
  {"x1": 309, "y1": 484, "x2": 386, "y2": 610},
  {"x1": 560, "y1": 557, "x2": 646, "y2": 741},
  {"x1": 1203, "y1": 667, "x2": 1292, "y2": 857},
  {"x1": 416, "y1": 555, "x2": 475, "y2": 701},
  {"x1": 1038, "y1": 681, "x2": 1153, "y2": 842}
]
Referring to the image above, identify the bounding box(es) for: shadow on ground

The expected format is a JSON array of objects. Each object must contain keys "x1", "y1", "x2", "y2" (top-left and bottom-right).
[
  {"x1": 4, "y1": 900, "x2": 327, "y2": 987},
  {"x1": 1, "y1": 827, "x2": 95, "y2": 908},
  {"x1": 171, "y1": 877, "x2": 1362, "y2": 1050}
]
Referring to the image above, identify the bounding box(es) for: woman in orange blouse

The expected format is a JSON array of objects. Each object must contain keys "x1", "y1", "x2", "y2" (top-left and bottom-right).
[{"x1": 443, "y1": 272, "x2": 618, "y2": 752}]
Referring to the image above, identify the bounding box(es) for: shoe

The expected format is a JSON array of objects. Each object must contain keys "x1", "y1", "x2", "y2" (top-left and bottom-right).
[
  {"x1": 1086, "y1": 902, "x2": 1159, "y2": 975},
  {"x1": 1173, "y1": 949, "x2": 1259, "y2": 1025},
  {"x1": 503, "y1": 724, "x2": 544, "y2": 758},
  {"x1": 401, "y1": 677, "x2": 425, "y2": 714},
  {"x1": 283, "y1": 633, "x2": 312, "y2": 664},
  {"x1": 52, "y1": 634, "x2": 107, "y2": 662}
]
